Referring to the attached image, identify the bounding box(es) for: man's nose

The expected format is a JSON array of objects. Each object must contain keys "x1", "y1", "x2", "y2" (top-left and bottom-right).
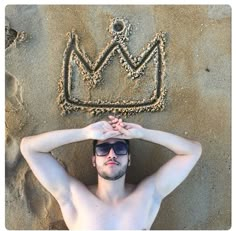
[{"x1": 107, "y1": 148, "x2": 117, "y2": 159}]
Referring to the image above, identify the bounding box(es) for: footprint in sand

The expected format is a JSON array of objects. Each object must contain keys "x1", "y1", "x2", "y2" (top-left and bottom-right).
[
  {"x1": 5, "y1": 72, "x2": 36, "y2": 153},
  {"x1": 23, "y1": 170, "x2": 51, "y2": 218},
  {"x1": 5, "y1": 72, "x2": 23, "y2": 111},
  {"x1": 5, "y1": 134, "x2": 20, "y2": 169},
  {"x1": 5, "y1": 73, "x2": 24, "y2": 169}
]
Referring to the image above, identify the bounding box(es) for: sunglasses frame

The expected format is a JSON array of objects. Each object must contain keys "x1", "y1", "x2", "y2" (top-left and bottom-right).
[{"x1": 95, "y1": 141, "x2": 128, "y2": 156}]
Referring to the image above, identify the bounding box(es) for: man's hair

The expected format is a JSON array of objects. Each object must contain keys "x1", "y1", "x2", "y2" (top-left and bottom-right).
[{"x1": 93, "y1": 139, "x2": 130, "y2": 155}]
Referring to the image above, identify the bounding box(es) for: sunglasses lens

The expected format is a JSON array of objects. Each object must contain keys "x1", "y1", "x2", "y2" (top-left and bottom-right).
[
  {"x1": 96, "y1": 143, "x2": 111, "y2": 156},
  {"x1": 114, "y1": 142, "x2": 128, "y2": 155}
]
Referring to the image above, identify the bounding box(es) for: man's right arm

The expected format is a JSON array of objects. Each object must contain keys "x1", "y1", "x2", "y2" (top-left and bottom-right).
[
  {"x1": 21, "y1": 128, "x2": 89, "y2": 153},
  {"x1": 20, "y1": 122, "x2": 120, "y2": 204},
  {"x1": 20, "y1": 128, "x2": 90, "y2": 204}
]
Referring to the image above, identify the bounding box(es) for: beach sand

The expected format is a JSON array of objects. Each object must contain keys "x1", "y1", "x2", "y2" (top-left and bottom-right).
[{"x1": 5, "y1": 5, "x2": 231, "y2": 229}]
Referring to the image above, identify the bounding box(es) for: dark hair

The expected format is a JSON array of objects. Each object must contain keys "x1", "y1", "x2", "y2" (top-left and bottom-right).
[{"x1": 93, "y1": 139, "x2": 130, "y2": 155}]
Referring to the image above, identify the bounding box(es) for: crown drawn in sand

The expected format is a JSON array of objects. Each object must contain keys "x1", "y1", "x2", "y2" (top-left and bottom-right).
[{"x1": 58, "y1": 17, "x2": 167, "y2": 116}]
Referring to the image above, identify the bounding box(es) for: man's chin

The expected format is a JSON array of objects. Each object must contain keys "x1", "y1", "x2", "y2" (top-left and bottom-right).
[
  {"x1": 97, "y1": 163, "x2": 128, "y2": 181},
  {"x1": 97, "y1": 171, "x2": 126, "y2": 181}
]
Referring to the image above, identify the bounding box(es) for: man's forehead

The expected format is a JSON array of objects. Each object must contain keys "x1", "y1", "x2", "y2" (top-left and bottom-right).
[{"x1": 97, "y1": 138, "x2": 126, "y2": 145}]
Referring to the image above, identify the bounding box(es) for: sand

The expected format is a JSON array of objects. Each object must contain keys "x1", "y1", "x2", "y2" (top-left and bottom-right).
[{"x1": 5, "y1": 5, "x2": 231, "y2": 229}]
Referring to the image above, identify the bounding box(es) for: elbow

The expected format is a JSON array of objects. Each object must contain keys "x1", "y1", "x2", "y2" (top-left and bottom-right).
[
  {"x1": 20, "y1": 136, "x2": 32, "y2": 156},
  {"x1": 192, "y1": 141, "x2": 202, "y2": 159}
]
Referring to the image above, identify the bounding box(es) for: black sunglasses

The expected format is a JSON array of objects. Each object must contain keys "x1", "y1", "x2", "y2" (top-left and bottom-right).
[{"x1": 95, "y1": 141, "x2": 128, "y2": 156}]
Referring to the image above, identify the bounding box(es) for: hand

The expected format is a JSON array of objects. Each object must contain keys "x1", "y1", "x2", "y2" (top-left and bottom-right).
[
  {"x1": 108, "y1": 115, "x2": 144, "y2": 139},
  {"x1": 85, "y1": 121, "x2": 121, "y2": 140}
]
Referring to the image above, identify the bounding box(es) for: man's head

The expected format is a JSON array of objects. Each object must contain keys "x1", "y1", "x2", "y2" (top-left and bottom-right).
[{"x1": 92, "y1": 138, "x2": 131, "y2": 181}]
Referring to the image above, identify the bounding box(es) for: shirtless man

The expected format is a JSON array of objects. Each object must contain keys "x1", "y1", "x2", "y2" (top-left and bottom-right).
[{"x1": 20, "y1": 115, "x2": 202, "y2": 230}]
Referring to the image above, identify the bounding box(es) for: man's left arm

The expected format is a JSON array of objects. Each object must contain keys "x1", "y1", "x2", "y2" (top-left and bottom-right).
[
  {"x1": 109, "y1": 116, "x2": 202, "y2": 199},
  {"x1": 139, "y1": 128, "x2": 202, "y2": 199}
]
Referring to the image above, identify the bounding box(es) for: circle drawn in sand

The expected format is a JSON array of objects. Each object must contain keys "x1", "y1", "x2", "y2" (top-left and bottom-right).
[{"x1": 113, "y1": 21, "x2": 124, "y2": 32}]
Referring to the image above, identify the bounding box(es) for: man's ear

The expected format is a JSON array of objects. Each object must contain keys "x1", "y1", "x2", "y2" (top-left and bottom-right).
[
  {"x1": 92, "y1": 156, "x2": 96, "y2": 167},
  {"x1": 128, "y1": 154, "x2": 131, "y2": 166}
]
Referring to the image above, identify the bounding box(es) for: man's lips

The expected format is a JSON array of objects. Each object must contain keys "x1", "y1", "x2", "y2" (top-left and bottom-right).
[{"x1": 106, "y1": 161, "x2": 119, "y2": 165}]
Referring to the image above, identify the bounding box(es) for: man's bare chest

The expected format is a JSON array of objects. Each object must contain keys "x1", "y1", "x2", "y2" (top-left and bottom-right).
[{"x1": 69, "y1": 191, "x2": 161, "y2": 230}]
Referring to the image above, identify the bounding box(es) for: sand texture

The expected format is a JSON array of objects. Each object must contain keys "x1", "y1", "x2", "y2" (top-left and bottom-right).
[{"x1": 5, "y1": 5, "x2": 231, "y2": 229}]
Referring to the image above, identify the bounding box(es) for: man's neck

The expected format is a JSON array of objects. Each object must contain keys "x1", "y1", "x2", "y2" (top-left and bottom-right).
[{"x1": 96, "y1": 175, "x2": 127, "y2": 204}]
